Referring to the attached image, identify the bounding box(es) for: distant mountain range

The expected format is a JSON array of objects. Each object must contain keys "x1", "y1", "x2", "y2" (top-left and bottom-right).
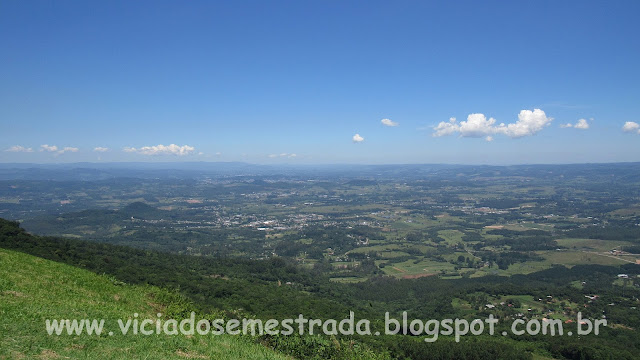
[{"x1": 0, "y1": 161, "x2": 639, "y2": 181}]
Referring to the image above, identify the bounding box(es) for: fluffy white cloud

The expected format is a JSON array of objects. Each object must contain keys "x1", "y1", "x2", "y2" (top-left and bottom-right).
[
  {"x1": 5, "y1": 145, "x2": 33, "y2": 152},
  {"x1": 40, "y1": 144, "x2": 59, "y2": 152},
  {"x1": 60, "y1": 147, "x2": 79, "y2": 154},
  {"x1": 93, "y1": 147, "x2": 109, "y2": 152},
  {"x1": 485, "y1": 136, "x2": 494, "y2": 142},
  {"x1": 561, "y1": 118, "x2": 590, "y2": 129},
  {"x1": 352, "y1": 133, "x2": 364, "y2": 143},
  {"x1": 381, "y1": 118, "x2": 398, "y2": 127},
  {"x1": 433, "y1": 117, "x2": 459, "y2": 137},
  {"x1": 433, "y1": 109, "x2": 553, "y2": 139},
  {"x1": 622, "y1": 121, "x2": 640, "y2": 134},
  {"x1": 459, "y1": 114, "x2": 498, "y2": 137},
  {"x1": 495, "y1": 109, "x2": 553, "y2": 138},
  {"x1": 433, "y1": 114, "x2": 499, "y2": 138},
  {"x1": 39, "y1": 145, "x2": 78, "y2": 154},
  {"x1": 123, "y1": 144, "x2": 195, "y2": 156},
  {"x1": 574, "y1": 118, "x2": 590, "y2": 129}
]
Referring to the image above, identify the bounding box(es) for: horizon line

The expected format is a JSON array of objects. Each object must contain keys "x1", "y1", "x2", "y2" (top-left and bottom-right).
[{"x1": 1, "y1": 161, "x2": 639, "y2": 167}]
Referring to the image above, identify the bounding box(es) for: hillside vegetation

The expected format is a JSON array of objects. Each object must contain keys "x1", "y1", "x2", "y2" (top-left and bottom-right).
[
  {"x1": 0, "y1": 247, "x2": 288, "y2": 360},
  {"x1": 2, "y1": 218, "x2": 639, "y2": 359}
]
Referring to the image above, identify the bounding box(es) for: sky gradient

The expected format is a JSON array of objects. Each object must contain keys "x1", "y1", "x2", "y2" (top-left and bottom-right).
[{"x1": 1, "y1": 0, "x2": 639, "y2": 164}]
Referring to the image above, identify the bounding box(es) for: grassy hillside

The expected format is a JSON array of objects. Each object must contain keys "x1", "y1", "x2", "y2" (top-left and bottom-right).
[{"x1": 0, "y1": 247, "x2": 288, "y2": 360}]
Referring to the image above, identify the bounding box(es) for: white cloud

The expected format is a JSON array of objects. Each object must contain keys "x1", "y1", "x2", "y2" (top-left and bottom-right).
[
  {"x1": 574, "y1": 118, "x2": 590, "y2": 129},
  {"x1": 381, "y1": 118, "x2": 398, "y2": 127},
  {"x1": 268, "y1": 153, "x2": 298, "y2": 158},
  {"x1": 5, "y1": 145, "x2": 33, "y2": 152},
  {"x1": 40, "y1": 144, "x2": 59, "y2": 152},
  {"x1": 561, "y1": 118, "x2": 590, "y2": 129},
  {"x1": 433, "y1": 117, "x2": 459, "y2": 137},
  {"x1": 433, "y1": 109, "x2": 553, "y2": 139},
  {"x1": 93, "y1": 147, "x2": 109, "y2": 152},
  {"x1": 433, "y1": 114, "x2": 498, "y2": 138},
  {"x1": 60, "y1": 147, "x2": 79, "y2": 154},
  {"x1": 123, "y1": 144, "x2": 196, "y2": 156},
  {"x1": 352, "y1": 133, "x2": 364, "y2": 143},
  {"x1": 459, "y1": 114, "x2": 498, "y2": 137},
  {"x1": 495, "y1": 109, "x2": 553, "y2": 138},
  {"x1": 485, "y1": 136, "x2": 494, "y2": 142},
  {"x1": 39, "y1": 144, "x2": 78, "y2": 155},
  {"x1": 622, "y1": 121, "x2": 640, "y2": 134}
]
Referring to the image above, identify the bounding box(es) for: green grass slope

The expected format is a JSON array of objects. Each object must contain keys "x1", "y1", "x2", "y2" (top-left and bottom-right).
[{"x1": 0, "y1": 247, "x2": 288, "y2": 360}]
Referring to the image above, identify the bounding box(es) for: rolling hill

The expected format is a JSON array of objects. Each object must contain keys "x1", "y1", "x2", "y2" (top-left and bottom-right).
[{"x1": 0, "y1": 247, "x2": 288, "y2": 360}]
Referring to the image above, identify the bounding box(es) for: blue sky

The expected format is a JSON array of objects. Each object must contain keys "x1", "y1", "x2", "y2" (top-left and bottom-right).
[{"x1": 1, "y1": 0, "x2": 639, "y2": 164}]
